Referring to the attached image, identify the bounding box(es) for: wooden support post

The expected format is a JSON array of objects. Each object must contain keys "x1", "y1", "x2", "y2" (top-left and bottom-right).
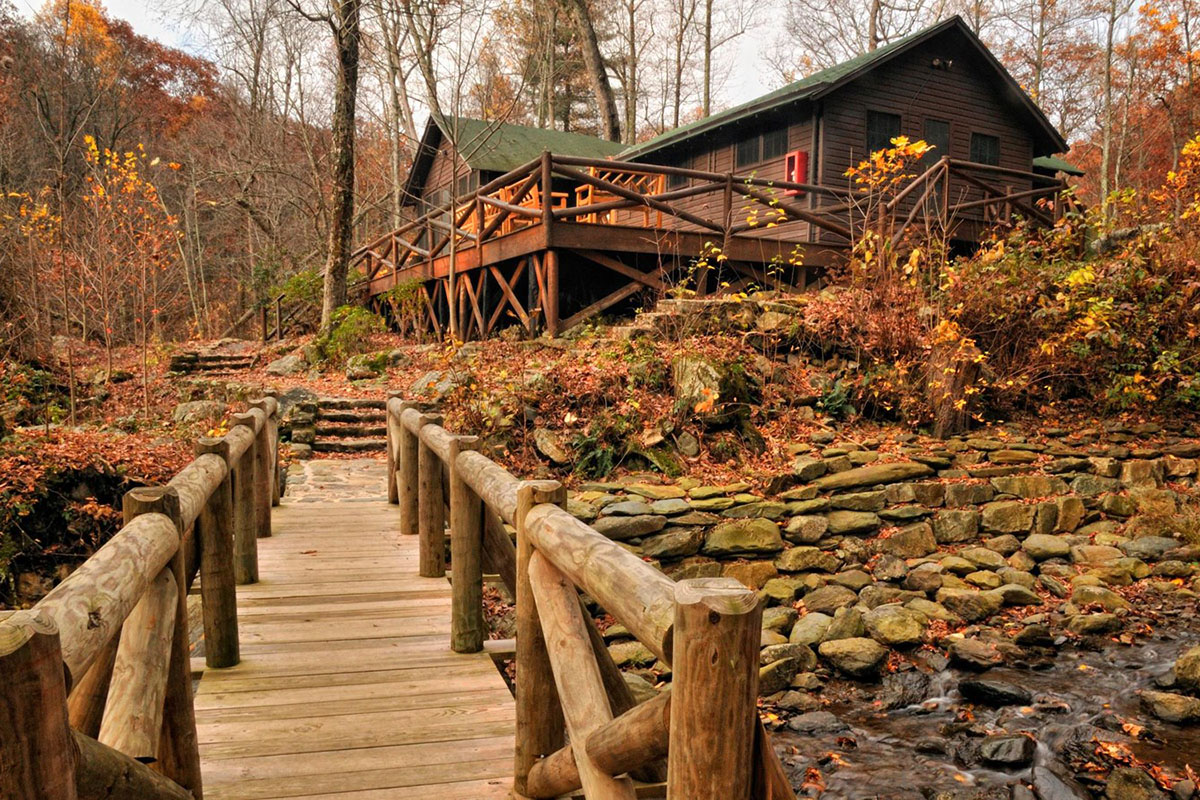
[
  {"x1": 196, "y1": 437, "x2": 239, "y2": 668},
  {"x1": 68, "y1": 632, "x2": 120, "y2": 738},
  {"x1": 122, "y1": 487, "x2": 202, "y2": 797},
  {"x1": 448, "y1": 435, "x2": 483, "y2": 653},
  {"x1": 98, "y1": 566, "x2": 177, "y2": 760},
  {"x1": 544, "y1": 249, "x2": 560, "y2": 338},
  {"x1": 0, "y1": 612, "x2": 78, "y2": 800},
  {"x1": 249, "y1": 399, "x2": 274, "y2": 536},
  {"x1": 514, "y1": 480, "x2": 566, "y2": 797},
  {"x1": 417, "y1": 413, "x2": 445, "y2": 577},
  {"x1": 260, "y1": 305, "x2": 268, "y2": 343},
  {"x1": 666, "y1": 577, "x2": 761, "y2": 800},
  {"x1": 398, "y1": 402, "x2": 419, "y2": 536},
  {"x1": 231, "y1": 412, "x2": 258, "y2": 584},
  {"x1": 528, "y1": 552, "x2": 637, "y2": 799}
]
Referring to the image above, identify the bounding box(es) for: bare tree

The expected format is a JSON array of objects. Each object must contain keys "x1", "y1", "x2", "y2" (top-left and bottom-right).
[{"x1": 564, "y1": 0, "x2": 621, "y2": 140}]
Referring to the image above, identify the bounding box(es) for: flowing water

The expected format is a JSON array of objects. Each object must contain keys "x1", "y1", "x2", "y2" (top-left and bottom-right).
[{"x1": 774, "y1": 630, "x2": 1200, "y2": 799}]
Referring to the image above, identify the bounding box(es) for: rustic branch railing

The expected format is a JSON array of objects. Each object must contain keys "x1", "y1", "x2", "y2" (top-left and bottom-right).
[
  {"x1": 385, "y1": 394, "x2": 796, "y2": 799},
  {"x1": 0, "y1": 397, "x2": 280, "y2": 800},
  {"x1": 354, "y1": 151, "x2": 1070, "y2": 343}
]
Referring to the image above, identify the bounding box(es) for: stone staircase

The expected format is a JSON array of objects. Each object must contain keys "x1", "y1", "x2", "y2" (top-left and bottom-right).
[
  {"x1": 312, "y1": 397, "x2": 387, "y2": 454},
  {"x1": 168, "y1": 349, "x2": 257, "y2": 375}
]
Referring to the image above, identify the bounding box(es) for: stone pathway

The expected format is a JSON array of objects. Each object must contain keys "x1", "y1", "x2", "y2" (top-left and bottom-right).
[{"x1": 284, "y1": 458, "x2": 387, "y2": 502}]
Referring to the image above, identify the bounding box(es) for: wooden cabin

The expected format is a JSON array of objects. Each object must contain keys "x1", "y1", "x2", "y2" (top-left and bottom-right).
[{"x1": 359, "y1": 16, "x2": 1076, "y2": 340}]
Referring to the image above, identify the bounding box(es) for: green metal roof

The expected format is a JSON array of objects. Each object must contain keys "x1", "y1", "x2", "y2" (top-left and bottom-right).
[
  {"x1": 1033, "y1": 155, "x2": 1084, "y2": 176},
  {"x1": 439, "y1": 116, "x2": 625, "y2": 173},
  {"x1": 619, "y1": 16, "x2": 1067, "y2": 160}
]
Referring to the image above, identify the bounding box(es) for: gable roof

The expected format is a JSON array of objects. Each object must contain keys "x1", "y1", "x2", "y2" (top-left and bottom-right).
[
  {"x1": 619, "y1": 16, "x2": 1068, "y2": 161},
  {"x1": 403, "y1": 116, "x2": 624, "y2": 204}
]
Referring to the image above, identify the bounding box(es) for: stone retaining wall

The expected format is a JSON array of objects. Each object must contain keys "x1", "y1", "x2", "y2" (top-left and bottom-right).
[{"x1": 573, "y1": 425, "x2": 1200, "y2": 699}]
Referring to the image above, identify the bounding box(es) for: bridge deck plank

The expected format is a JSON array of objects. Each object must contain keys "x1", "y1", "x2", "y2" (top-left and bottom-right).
[{"x1": 194, "y1": 496, "x2": 514, "y2": 799}]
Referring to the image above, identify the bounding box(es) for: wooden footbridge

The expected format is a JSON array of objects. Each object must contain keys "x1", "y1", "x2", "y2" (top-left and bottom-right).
[{"x1": 0, "y1": 395, "x2": 796, "y2": 800}]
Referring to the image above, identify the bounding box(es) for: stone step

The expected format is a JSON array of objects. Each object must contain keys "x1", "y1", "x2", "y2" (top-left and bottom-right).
[
  {"x1": 318, "y1": 410, "x2": 386, "y2": 423},
  {"x1": 317, "y1": 397, "x2": 386, "y2": 410},
  {"x1": 311, "y1": 438, "x2": 387, "y2": 453},
  {"x1": 316, "y1": 424, "x2": 386, "y2": 438}
]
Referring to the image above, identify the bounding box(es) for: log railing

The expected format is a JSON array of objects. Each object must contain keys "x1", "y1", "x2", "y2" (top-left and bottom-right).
[
  {"x1": 0, "y1": 396, "x2": 281, "y2": 800},
  {"x1": 385, "y1": 394, "x2": 796, "y2": 799},
  {"x1": 353, "y1": 151, "x2": 1070, "y2": 296}
]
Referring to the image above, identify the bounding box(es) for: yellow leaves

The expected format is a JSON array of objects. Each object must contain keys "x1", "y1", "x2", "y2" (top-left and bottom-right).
[
  {"x1": 693, "y1": 387, "x2": 717, "y2": 414},
  {"x1": 1064, "y1": 265, "x2": 1096, "y2": 288}
]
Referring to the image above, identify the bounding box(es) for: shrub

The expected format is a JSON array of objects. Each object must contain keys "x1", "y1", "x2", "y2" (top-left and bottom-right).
[{"x1": 318, "y1": 305, "x2": 386, "y2": 365}]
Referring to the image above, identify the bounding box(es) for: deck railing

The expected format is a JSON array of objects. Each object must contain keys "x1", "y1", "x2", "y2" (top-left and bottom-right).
[
  {"x1": 0, "y1": 397, "x2": 280, "y2": 800},
  {"x1": 385, "y1": 395, "x2": 796, "y2": 799},
  {"x1": 353, "y1": 152, "x2": 1071, "y2": 291}
]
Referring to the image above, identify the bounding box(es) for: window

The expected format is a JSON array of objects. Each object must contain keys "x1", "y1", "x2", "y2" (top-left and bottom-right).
[
  {"x1": 455, "y1": 171, "x2": 476, "y2": 197},
  {"x1": 736, "y1": 137, "x2": 759, "y2": 169},
  {"x1": 762, "y1": 128, "x2": 789, "y2": 161},
  {"x1": 866, "y1": 111, "x2": 901, "y2": 153},
  {"x1": 735, "y1": 128, "x2": 790, "y2": 169},
  {"x1": 923, "y1": 119, "x2": 950, "y2": 163},
  {"x1": 970, "y1": 132, "x2": 1000, "y2": 166},
  {"x1": 668, "y1": 167, "x2": 688, "y2": 189}
]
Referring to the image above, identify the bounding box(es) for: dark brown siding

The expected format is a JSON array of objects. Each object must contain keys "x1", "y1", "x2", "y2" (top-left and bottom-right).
[
  {"x1": 626, "y1": 112, "x2": 819, "y2": 241},
  {"x1": 818, "y1": 34, "x2": 1034, "y2": 240}
]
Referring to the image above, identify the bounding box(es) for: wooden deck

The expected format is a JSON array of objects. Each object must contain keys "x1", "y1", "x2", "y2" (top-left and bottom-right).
[{"x1": 193, "y1": 493, "x2": 516, "y2": 799}]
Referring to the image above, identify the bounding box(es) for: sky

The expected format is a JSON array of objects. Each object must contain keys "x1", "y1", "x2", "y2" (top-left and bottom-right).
[{"x1": 14, "y1": 0, "x2": 780, "y2": 118}]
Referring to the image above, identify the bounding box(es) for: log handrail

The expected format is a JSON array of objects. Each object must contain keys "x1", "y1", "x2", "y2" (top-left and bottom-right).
[
  {"x1": 384, "y1": 396, "x2": 794, "y2": 800},
  {"x1": 0, "y1": 396, "x2": 281, "y2": 800}
]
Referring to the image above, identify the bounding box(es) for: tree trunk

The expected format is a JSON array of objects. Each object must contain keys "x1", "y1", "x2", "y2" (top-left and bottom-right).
[
  {"x1": 320, "y1": 0, "x2": 362, "y2": 331},
  {"x1": 565, "y1": 0, "x2": 621, "y2": 141}
]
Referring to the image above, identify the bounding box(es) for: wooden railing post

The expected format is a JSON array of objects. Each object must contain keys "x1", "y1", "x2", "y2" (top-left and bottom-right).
[
  {"x1": 514, "y1": 480, "x2": 566, "y2": 797},
  {"x1": 0, "y1": 611, "x2": 78, "y2": 800},
  {"x1": 231, "y1": 411, "x2": 259, "y2": 584},
  {"x1": 448, "y1": 434, "x2": 483, "y2": 653},
  {"x1": 417, "y1": 412, "x2": 445, "y2": 577},
  {"x1": 666, "y1": 577, "x2": 761, "y2": 800},
  {"x1": 120, "y1": 487, "x2": 202, "y2": 797},
  {"x1": 196, "y1": 436, "x2": 239, "y2": 668},
  {"x1": 250, "y1": 398, "x2": 278, "y2": 526},
  {"x1": 398, "y1": 402, "x2": 419, "y2": 535}
]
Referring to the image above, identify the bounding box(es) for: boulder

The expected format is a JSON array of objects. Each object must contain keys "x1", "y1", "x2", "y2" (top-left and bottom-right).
[
  {"x1": 789, "y1": 612, "x2": 833, "y2": 646},
  {"x1": 172, "y1": 400, "x2": 223, "y2": 423},
  {"x1": 948, "y1": 637, "x2": 1002, "y2": 670},
  {"x1": 1105, "y1": 768, "x2": 1167, "y2": 800},
  {"x1": 826, "y1": 510, "x2": 880, "y2": 536},
  {"x1": 802, "y1": 585, "x2": 858, "y2": 615},
  {"x1": 980, "y1": 734, "x2": 1036, "y2": 766},
  {"x1": 936, "y1": 588, "x2": 1003, "y2": 622},
  {"x1": 810, "y1": 461, "x2": 934, "y2": 491},
  {"x1": 991, "y1": 475, "x2": 1069, "y2": 498},
  {"x1": 784, "y1": 515, "x2": 829, "y2": 544},
  {"x1": 533, "y1": 428, "x2": 572, "y2": 464},
  {"x1": 1175, "y1": 645, "x2": 1200, "y2": 691},
  {"x1": 775, "y1": 546, "x2": 842, "y2": 573},
  {"x1": 265, "y1": 353, "x2": 305, "y2": 375},
  {"x1": 592, "y1": 515, "x2": 667, "y2": 541},
  {"x1": 982, "y1": 500, "x2": 1036, "y2": 533},
  {"x1": 1066, "y1": 613, "x2": 1121, "y2": 635},
  {"x1": 786, "y1": 710, "x2": 849, "y2": 734},
  {"x1": 881, "y1": 522, "x2": 937, "y2": 558},
  {"x1": 961, "y1": 547, "x2": 1009, "y2": 570},
  {"x1": 640, "y1": 527, "x2": 705, "y2": 559},
  {"x1": 933, "y1": 510, "x2": 981, "y2": 543},
  {"x1": 1024, "y1": 533, "x2": 1072, "y2": 560},
  {"x1": 1140, "y1": 690, "x2": 1200, "y2": 723},
  {"x1": 958, "y1": 678, "x2": 1032, "y2": 706},
  {"x1": 863, "y1": 605, "x2": 926, "y2": 647},
  {"x1": 818, "y1": 637, "x2": 889, "y2": 678},
  {"x1": 702, "y1": 518, "x2": 784, "y2": 556}
]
